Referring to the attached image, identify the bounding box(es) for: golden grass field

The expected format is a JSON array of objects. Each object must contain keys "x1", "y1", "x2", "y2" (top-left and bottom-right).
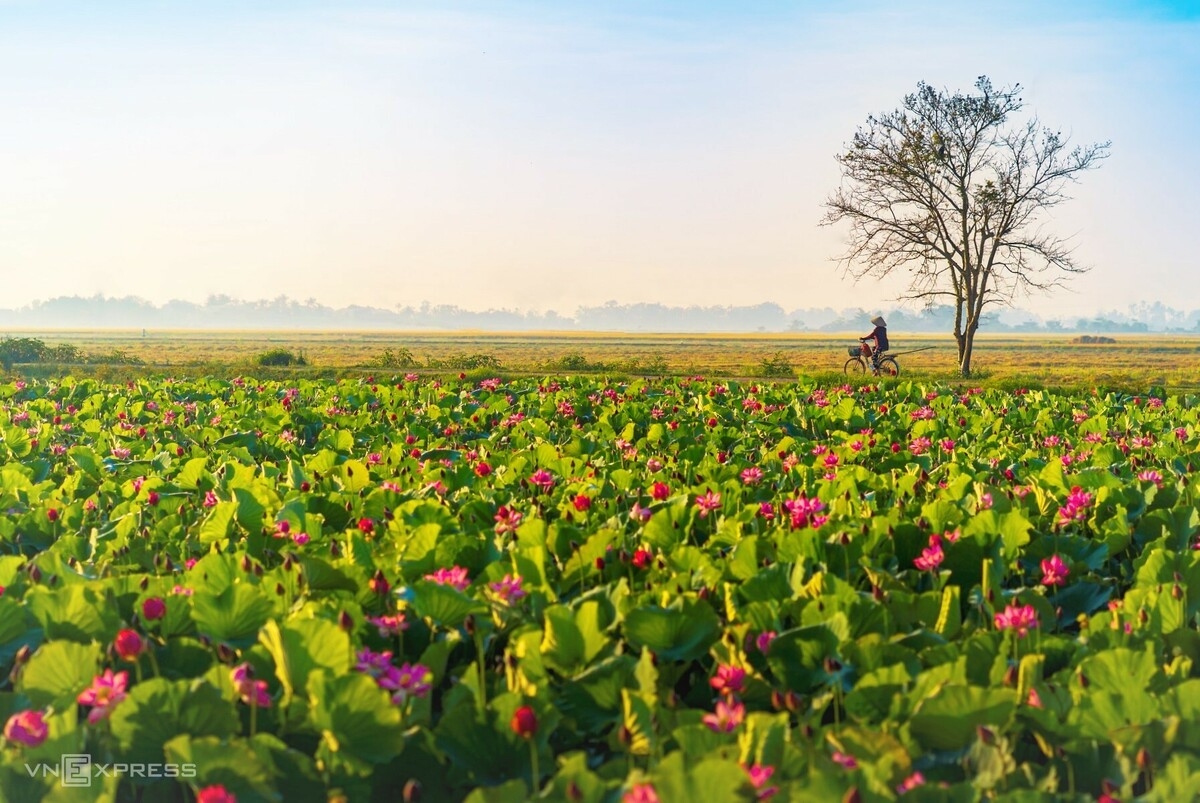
[{"x1": 5, "y1": 329, "x2": 1200, "y2": 391}]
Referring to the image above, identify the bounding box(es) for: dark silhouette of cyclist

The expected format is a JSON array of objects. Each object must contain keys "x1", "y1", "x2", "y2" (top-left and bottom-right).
[{"x1": 860, "y1": 315, "x2": 889, "y2": 372}]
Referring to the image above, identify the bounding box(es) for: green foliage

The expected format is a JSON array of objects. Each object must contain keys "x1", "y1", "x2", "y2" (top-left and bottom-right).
[{"x1": 1, "y1": 375, "x2": 1198, "y2": 800}]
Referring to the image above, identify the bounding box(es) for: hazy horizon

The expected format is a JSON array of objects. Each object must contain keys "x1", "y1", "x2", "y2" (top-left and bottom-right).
[{"x1": 3, "y1": 1, "x2": 1196, "y2": 319}]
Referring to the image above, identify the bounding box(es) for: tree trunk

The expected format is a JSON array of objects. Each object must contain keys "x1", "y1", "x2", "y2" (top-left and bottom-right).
[
  {"x1": 959, "y1": 334, "x2": 974, "y2": 377},
  {"x1": 959, "y1": 317, "x2": 980, "y2": 377}
]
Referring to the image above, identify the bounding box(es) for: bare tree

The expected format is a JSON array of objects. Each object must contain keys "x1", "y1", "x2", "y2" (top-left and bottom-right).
[{"x1": 823, "y1": 76, "x2": 1110, "y2": 376}]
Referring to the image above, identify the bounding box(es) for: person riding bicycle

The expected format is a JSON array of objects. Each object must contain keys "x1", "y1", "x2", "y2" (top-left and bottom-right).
[{"x1": 859, "y1": 315, "x2": 889, "y2": 372}]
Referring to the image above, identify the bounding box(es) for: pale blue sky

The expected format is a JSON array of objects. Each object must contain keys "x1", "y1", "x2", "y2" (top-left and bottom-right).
[{"x1": 1, "y1": 1, "x2": 1196, "y2": 318}]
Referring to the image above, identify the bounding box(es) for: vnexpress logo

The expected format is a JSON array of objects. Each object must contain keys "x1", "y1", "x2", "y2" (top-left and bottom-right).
[{"x1": 25, "y1": 756, "x2": 197, "y2": 786}]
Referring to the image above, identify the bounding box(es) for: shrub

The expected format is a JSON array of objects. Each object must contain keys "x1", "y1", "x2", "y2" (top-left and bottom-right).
[
  {"x1": 370, "y1": 348, "x2": 418, "y2": 369},
  {"x1": 758, "y1": 353, "x2": 794, "y2": 378},
  {"x1": 256, "y1": 349, "x2": 308, "y2": 367}
]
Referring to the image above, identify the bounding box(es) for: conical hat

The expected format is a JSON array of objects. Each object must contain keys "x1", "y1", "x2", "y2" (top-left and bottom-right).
[{"x1": 870, "y1": 315, "x2": 886, "y2": 327}]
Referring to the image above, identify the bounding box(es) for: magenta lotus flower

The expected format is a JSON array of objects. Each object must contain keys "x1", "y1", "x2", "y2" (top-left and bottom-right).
[
  {"x1": 426, "y1": 565, "x2": 470, "y2": 591},
  {"x1": 529, "y1": 469, "x2": 555, "y2": 492},
  {"x1": 1057, "y1": 485, "x2": 1093, "y2": 526},
  {"x1": 650, "y1": 481, "x2": 670, "y2": 500},
  {"x1": 744, "y1": 764, "x2": 778, "y2": 799},
  {"x1": 695, "y1": 490, "x2": 722, "y2": 517},
  {"x1": 356, "y1": 649, "x2": 403, "y2": 690},
  {"x1": 113, "y1": 629, "x2": 144, "y2": 661},
  {"x1": 77, "y1": 669, "x2": 129, "y2": 724},
  {"x1": 994, "y1": 603, "x2": 1039, "y2": 637},
  {"x1": 3, "y1": 709, "x2": 48, "y2": 747},
  {"x1": 756, "y1": 630, "x2": 777, "y2": 655},
  {"x1": 913, "y1": 534, "x2": 945, "y2": 572},
  {"x1": 782, "y1": 495, "x2": 826, "y2": 529},
  {"x1": 702, "y1": 699, "x2": 745, "y2": 733},
  {"x1": 196, "y1": 785, "x2": 238, "y2": 803},
  {"x1": 1041, "y1": 554, "x2": 1069, "y2": 587},
  {"x1": 489, "y1": 573, "x2": 526, "y2": 605},
  {"x1": 141, "y1": 596, "x2": 167, "y2": 621},
  {"x1": 390, "y1": 663, "x2": 434, "y2": 704},
  {"x1": 230, "y1": 663, "x2": 271, "y2": 708},
  {"x1": 709, "y1": 664, "x2": 746, "y2": 697}
]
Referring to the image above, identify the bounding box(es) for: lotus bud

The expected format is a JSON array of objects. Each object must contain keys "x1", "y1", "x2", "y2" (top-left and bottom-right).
[
  {"x1": 771, "y1": 690, "x2": 786, "y2": 711},
  {"x1": 275, "y1": 582, "x2": 286, "y2": 597},
  {"x1": 566, "y1": 781, "x2": 583, "y2": 802},
  {"x1": 1078, "y1": 671, "x2": 1089, "y2": 688},
  {"x1": 241, "y1": 555, "x2": 252, "y2": 573},
  {"x1": 842, "y1": 788, "x2": 862, "y2": 803},
  {"x1": 1137, "y1": 747, "x2": 1151, "y2": 772},
  {"x1": 977, "y1": 725, "x2": 996, "y2": 746},
  {"x1": 28, "y1": 565, "x2": 41, "y2": 583},
  {"x1": 1003, "y1": 664, "x2": 1018, "y2": 687},
  {"x1": 216, "y1": 643, "x2": 237, "y2": 663},
  {"x1": 464, "y1": 614, "x2": 476, "y2": 636},
  {"x1": 403, "y1": 780, "x2": 422, "y2": 803},
  {"x1": 139, "y1": 576, "x2": 150, "y2": 590},
  {"x1": 1173, "y1": 584, "x2": 1184, "y2": 600},
  {"x1": 338, "y1": 610, "x2": 353, "y2": 631}
]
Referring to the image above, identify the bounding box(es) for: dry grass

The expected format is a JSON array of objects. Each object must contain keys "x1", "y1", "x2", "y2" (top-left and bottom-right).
[{"x1": 6, "y1": 329, "x2": 1200, "y2": 391}]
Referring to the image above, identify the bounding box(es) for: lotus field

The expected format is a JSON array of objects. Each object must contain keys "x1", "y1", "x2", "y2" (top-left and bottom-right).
[{"x1": 2, "y1": 374, "x2": 1200, "y2": 803}]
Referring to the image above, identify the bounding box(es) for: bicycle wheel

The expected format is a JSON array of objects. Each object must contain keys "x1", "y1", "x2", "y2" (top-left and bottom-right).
[
  {"x1": 877, "y1": 357, "x2": 900, "y2": 377},
  {"x1": 844, "y1": 357, "x2": 866, "y2": 375}
]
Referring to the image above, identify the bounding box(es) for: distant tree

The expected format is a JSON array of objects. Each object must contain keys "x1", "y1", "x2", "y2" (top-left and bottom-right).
[{"x1": 823, "y1": 76, "x2": 1110, "y2": 376}]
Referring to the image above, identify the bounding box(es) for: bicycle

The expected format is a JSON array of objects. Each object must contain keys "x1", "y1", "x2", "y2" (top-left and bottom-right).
[{"x1": 844, "y1": 344, "x2": 900, "y2": 377}]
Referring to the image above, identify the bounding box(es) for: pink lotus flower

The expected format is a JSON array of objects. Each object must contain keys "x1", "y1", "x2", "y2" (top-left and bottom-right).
[
  {"x1": 913, "y1": 534, "x2": 944, "y2": 572},
  {"x1": 896, "y1": 771, "x2": 926, "y2": 794},
  {"x1": 77, "y1": 670, "x2": 129, "y2": 724},
  {"x1": 494, "y1": 505, "x2": 523, "y2": 535},
  {"x1": 630, "y1": 503, "x2": 652, "y2": 524},
  {"x1": 695, "y1": 490, "x2": 722, "y2": 517},
  {"x1": 230, "y1": 663, "x2": 271, "y2": 708},
  {"x1": 367, "y1": 613, "x2": 408, "y2": 637},
  {"x1": 831, "y1": 750, "x2": 858, "y2": 769},
  {"x1": 390, "y1": 663, "x2": 434, "y2": 704},
  {"x1": 702, "y1": 699, "x2": 745, "y2": 733},
  {"x1": 426, "y1": 566, "x2": 470, "y2": 591},
  {"x1": 740, "y1": 467, "x2": 764, "y2": 485},
  {"x1": 3, "y1": 709, "x2": 48, "y2": 747},
  {"x1": 572, "y1": 494, "x2": 592, "y2": 512},
  {"x1": 709, "y1": 665, "x2": 746, "y2": 697},
  {"x1": 650, "y1": 482, "x2": 670, "y2": 501},
  {"x1": 203, "y1": 491, "x2": 219, "y2": 507},
  {"x1": 196, "y1": 785, "x2": 238, "y2": 803},
  {"x1": 623, "y1": 783, "x2": 661, "y2": 803},
  {"x1": 489, "y1": 573, "x2": 527, "y2": 605},
  {"x1": 1137, "y1": 470, "x2": 1163, "y2": 488},
  {"x1": 756, "y1": 630, "x2": 777, "y2": 655},
  {"x1": 1041, "y1": 554, "x2": 1069, "y2": 587},
  {"x1": 994, "y1": 603, "x2": 1039, "y2": 637},
  {"x1": 908, "y1": 437, "x2": 932, "y2": 455}
]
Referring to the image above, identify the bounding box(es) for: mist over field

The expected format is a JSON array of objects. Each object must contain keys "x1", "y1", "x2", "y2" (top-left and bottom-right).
[{"x1": 2, "y1": 295, "x2": 1196, "y2": 333}]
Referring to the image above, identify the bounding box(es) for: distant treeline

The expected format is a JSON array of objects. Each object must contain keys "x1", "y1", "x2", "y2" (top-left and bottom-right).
[{"x1": 0, "y1": 295, "x2": 1195, "y2": 333}]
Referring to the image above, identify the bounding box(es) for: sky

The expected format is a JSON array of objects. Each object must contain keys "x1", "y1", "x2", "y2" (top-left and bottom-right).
[{"x1": 1, "y1": 0, "x2": 1197, "y2": 320}]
